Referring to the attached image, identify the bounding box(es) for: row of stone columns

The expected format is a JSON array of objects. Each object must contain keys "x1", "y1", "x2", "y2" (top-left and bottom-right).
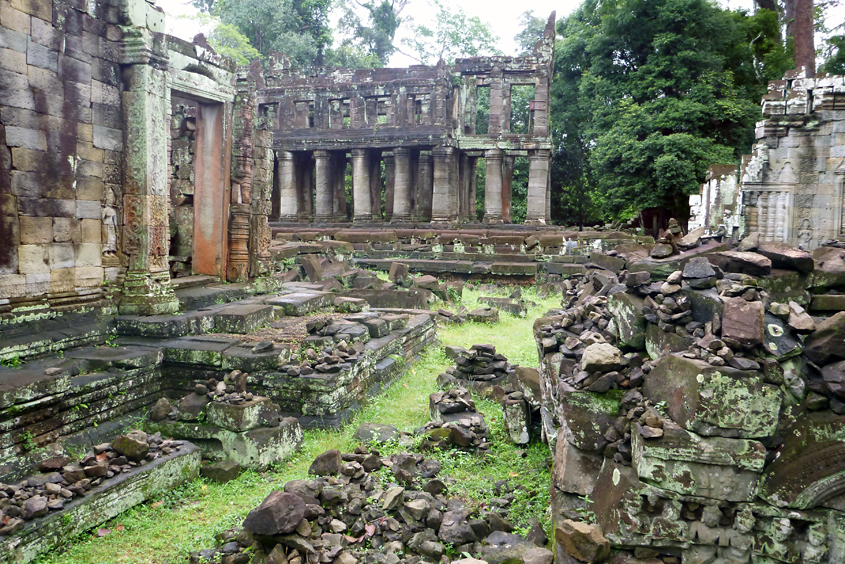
[{"x1": 275, "y1": 147, "x2": 550, "y2": 224}]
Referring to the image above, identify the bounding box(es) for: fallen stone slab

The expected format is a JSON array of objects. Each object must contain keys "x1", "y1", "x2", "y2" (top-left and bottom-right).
[
  {"x1": 200, "y1": 459, "x2": 242, "y2": 482},
  {"x1": 810, "y1": 294, "x2": 845, "y2": 312},
  {"x1": 478, "y1": 297, "x2": 527, "y2": 317},
  {"x1": 707, "y1": 251, "x2": 772, "y2": 277},
  {"x1": 265, "y1": 292, "x2": 333, "y2": 316},
  {"x1": 756, "y1": 242, "x2": 815, "y2": 274},
  {"x1": 213, "y1": 303, "x2": 275, "y2": 334},
  {"x1": 467, "y1": 307, "x2": 499, "y2": 324},
  {"x1": 0, "y1": 443, "x2": 201, "y2": 564},
  {"x1": 160, "y1": 336, "x2": 241, "y2": 367}
]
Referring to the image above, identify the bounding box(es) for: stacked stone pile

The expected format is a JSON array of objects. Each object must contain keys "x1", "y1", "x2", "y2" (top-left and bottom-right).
[
  {"x1": 536, "y1": 235, "x2": 845, "y2": 563},
  {"x1": 439, "y1": 345, "x2": 513, "y2": 385},
  {"x1": 191, "y1": 447, "x2": 553, "y2": 564},
  {"x1": 0, "y1": 431, "x2": 183, "y2": 536},
  {"x1": 280, "y1": 340, "x2": 362, "y2": 377},
  {"x1": 423, "y1": 388, "x2": 491, "y2": 450}
]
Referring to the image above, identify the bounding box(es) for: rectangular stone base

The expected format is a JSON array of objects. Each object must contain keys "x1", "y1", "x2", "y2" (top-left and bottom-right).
[{"x1": 0, "y1": 443, "x2": 201, "y2": 564}]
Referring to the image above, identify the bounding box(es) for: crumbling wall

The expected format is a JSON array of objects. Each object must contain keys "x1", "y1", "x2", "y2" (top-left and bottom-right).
[
  {"x1": 168, "y1": 96, "x2": 197, "y2": 277},
  {"x1": 739, "y1": 72, "x2": 845, "y2": 250},
  {"x1": 689, "y1": 164, "x2": 742, "y2": 240}
]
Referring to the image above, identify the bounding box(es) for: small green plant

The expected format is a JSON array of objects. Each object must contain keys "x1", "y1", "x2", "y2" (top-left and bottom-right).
[
  {"x1": 1, "y1": 354, "x2": 24, "y2": 367},
  {"x1": 19, "y1": 430, "x2": 36, "y2": 452},
  {"x1": 104, "y1": 333, "x2": 119, "y2": 347},
  {"x1": 576, "y1": 495, "x2": 597, "y2": 524}
]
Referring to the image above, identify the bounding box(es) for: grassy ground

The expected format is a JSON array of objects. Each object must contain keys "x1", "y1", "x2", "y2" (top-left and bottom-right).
[{"x1": 36, "y1": 285, "x2": 560, "y2": 564}]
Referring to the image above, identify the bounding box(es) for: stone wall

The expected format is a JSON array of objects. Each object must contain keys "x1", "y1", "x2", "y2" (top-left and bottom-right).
[
  {"x1": 0, "y1": 0, "x2": 126, "y2": 320},
  {"x1": 739, "y1": 72, "x2": 845, "y2": 249}
]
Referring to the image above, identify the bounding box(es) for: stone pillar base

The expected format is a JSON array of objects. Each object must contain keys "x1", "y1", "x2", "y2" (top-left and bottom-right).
[
  {"x1": 119, "y1": 271, "x2": 180, "y2": 316},
  {"x1": 353, "y1": 215, "x2": 373, "y2": 223},
  {"x1": 483, "y1": 216, "x2": 504, "y2": 225},
  {"x1": 524, "y1": 219, "x2": 547, "y2": 226}
]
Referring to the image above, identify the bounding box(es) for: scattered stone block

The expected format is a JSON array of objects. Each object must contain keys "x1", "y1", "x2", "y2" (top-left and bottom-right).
[
  {"x1": 721, "y1": 297, "x2": 765, "y2": 347},
  {"x1": 467, "y1": 307, "x2": 499, "y2": 324},
  {"x1": 200, "y1": 459, "x2": 242, "y2": 482}
]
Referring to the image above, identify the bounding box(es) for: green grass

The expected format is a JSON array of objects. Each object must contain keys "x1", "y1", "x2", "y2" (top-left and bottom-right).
[{"x1": 36, "y1": 284, "x2": 560, "y2": 564}]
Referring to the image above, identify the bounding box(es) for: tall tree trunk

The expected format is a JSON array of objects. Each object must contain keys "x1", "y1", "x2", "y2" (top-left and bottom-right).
[{"x1": 786, "y1": 0, "x2": 816, "y2": 76}]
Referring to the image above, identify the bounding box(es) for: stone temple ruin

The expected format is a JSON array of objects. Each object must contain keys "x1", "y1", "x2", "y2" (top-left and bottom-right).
[{"x1": 3, "y1": 1, "x2": 845, "y2": 564}]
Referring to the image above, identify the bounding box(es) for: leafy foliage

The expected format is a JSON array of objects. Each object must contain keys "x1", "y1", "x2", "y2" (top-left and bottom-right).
[
  {"x1": 214, "y1": 0, "x2": 333, "y2": 66},
  {"x1": 401, "y1": 0, "x2": 502, "y2": 65},
  {"x1": 334, "y1": 0, "x2": 407, "y2": 68},
  {"x1": 513, "y1": 11, "x2": 547, "y2": 56},
  {"x1": 549, "y1": 0, "x2": 790, "y2": 224}
]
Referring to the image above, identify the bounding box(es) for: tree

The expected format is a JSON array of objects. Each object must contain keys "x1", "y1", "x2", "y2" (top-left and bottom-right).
[
  {"x1": 213, "y1": 0, "x2": 333, "y2": 67},
  {"x1": 513, "y1": 11, "x2": 546, "y2": 55},
  {"x1": 401, "y1": 0, "x2": 501, "y2": 65},
  {"x1": 190, "y1": 14, "x2": 262, "y2": 64},
  {"x1": 335, "y1": 0, "x2": 407, "y2": 67},
  {"x1": 550, "y1": 0, "x2": 788, "y2": 223}
]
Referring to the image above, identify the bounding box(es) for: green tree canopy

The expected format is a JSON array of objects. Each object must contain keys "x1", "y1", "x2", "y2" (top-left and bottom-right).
[
  {"x1": 401, "y1": 0, "x2": 501, "y2": 65},
  {"x1": 550, "y1": 0, "x2": 790, "y2": 224},
  {"x1": 212, "y1": 0, "x2": 333, "y2": 67},
  {"x1": 334, "y1": 0, "x2": 407, "y2": 67}
]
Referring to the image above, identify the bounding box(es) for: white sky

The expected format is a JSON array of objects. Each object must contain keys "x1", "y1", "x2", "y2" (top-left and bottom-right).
[{"x1": 157, "y1": 0, "x2": 840, "y2": 68}]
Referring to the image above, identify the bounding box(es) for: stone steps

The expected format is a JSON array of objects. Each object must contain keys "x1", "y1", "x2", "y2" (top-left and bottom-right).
[
  {"x1": 0, "y1": 443, "x2": 201, "y2": 564},
  {"x1": 115, "y1": 297, "x2": 275, "y2": 338},
  {"x1": 174, "y1": 282, "x2": 251, "y2": 311}
]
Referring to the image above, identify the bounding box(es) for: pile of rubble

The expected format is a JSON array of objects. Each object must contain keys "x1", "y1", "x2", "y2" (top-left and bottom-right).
[
  {"x1": 281, "y1": 341, "x2": 362, "y2": 377},
  {"x1": 537, "y1": 232, "x2": 845, "y2": 563},
  {"x1": 438, "y1": 345, "x2": 514, "y2": 390},
  {"x1": 191, "y1": 446, "x2": 553, "y2": 564},
  {"x1": 0, "y1": 431, "x2": 183, "y2": 535},
  {"x1": 422, "y1": 388, "x2": 491, "y2": 451}
]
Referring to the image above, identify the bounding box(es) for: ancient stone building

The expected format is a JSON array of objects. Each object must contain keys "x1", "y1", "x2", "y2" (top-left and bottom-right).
[
  {"x1": 264, "y1": 16, "x2": 556, "y2": 226},
  {"x1": 739, "y1": 72, "x2": 845, "y2": 249},
  {"x1": 0, "y1": 0, "x2": 555, "y2": 322}
]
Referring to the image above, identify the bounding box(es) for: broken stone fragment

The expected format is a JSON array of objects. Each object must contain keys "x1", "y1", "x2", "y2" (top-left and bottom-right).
[
  {"x1": 580, "y1": 343, "x2": 622, "y2": 373},
  {"x1": 787, "y1": 301, "x2": 815, "y2": 333},
  {"x1": 149, "y1": 397, "x2": 172, "y2": 422},
  {"x1": 242, "y1": 491, "x2": 305, "y2": 535},
  {"x1": 112, "y1": 434, "x2": 150, "y2": 462},
  {"x1": 554, "y1": 519, "x2": 611, "y2": 563},
  {"x1": 308, "y1": 449, "x2": 342, "y2": 476}
]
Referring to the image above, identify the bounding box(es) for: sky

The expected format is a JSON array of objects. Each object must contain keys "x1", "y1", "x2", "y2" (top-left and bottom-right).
[{"x1": 157, "y1": 0, "x2": 840, "y2": 68}]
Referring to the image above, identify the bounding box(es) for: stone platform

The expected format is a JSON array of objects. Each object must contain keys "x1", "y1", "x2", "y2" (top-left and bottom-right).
[{"x1": 0, "y1": 443, "x2": 201, "y2": 564}]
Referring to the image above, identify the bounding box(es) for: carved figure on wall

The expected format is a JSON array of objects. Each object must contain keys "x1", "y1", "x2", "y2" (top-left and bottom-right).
[
  {"x1": 798, "y1": 218, "x2": 813, "y2": 249},
  {"x1": 103, "y1": 188, "x2": 118, "y2": 255}
]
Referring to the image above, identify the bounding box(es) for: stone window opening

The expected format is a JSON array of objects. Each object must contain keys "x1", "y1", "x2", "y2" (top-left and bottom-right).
[
  {"x1": 366, "y1": 96, "x2": 391, "y2": 125},
  {"x1": 329, "y1": 99, "x2": 351, "y2": 129},
  {"x1": 510, "y1": 84, "x2": 535, "y2": 134},
  {"x1": 294, "y1": 101, "x2": 314, "y2": 128},
  {"x1": 476, "y1": 86, "x2": 490, "y2": 134},
  {"x1": 412, "y1": 93, "x2": 431, "y2": 125}
]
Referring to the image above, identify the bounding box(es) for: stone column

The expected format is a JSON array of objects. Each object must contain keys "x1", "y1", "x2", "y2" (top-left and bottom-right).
[
  {"x1": 392, "y1": 147, "x2": 412, "y2": 222},
  {"x1": 467, "y1": 157, "x2": 478, "y2": 222},
  {"x1": 431, "y1": 146, "x2": 457, "y2": 223},
  {"x1": 384, "y1": 153, "x2": 395, "y2": 221},
  {"x1": 352, "y1": 149, "x2": 372, "y2": 222},
  {"x1": 484, "y1": 149, "x2": 504, "y2": 224},
  {"x1": 502, "y1": 154, "x2": 515, "y2": 223},
  {"x1": 277, "y1": 150, "x2": 298, "y2": 221},
  {"x1": 314, "y1": 150, "x2": 333, "y2": 222},
  {"x1": 526, "y1": 150, "x2": 550, "y2": 225},
  {"x1": 119, "y1": 33, "x2": 179, "y2": 315},
  {"x1": 299, "y1": 153, "x2": 313, "y2": 220},
  {"x1": 369, "y1": 151, "x2": 383, "y2": 221},
  {"x1": 416, "y1": 152, "x2": 434, "y2": 222},
  {"x1": 333, "y1": 153, "x2": 349, "y2": 220}
]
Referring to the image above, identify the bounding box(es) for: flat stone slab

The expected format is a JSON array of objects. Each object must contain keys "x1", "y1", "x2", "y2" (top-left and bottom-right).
[
  {"x1": 265, "y1": 292, "x2": 332, "y2": 316},
  {"x1": 0, "y1": 443, "x2": 201, "y2": 564},
  {"x1": 213, "y1": 303, "x2": 275, "y2": 334},
  {"x1": 632, "y1": 421, "x2": 766, "y2": 502},
  {"x1": 810, "y1": 294, "x2": 845, "y2": 312},
  {"x1": 65, "y1": 345, "x2": 163, "y2": 370},
  {"x1": 491, "y1": 262, "x2": 538, "y2": 275},
  {"x1": 160, "y1": 336, "x2": 241, "y2": 367}
]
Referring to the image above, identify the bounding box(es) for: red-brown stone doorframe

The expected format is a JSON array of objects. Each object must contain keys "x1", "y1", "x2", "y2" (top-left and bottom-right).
[{"x1": 192, "y1": 101, "x2": 232, "y2": 278}]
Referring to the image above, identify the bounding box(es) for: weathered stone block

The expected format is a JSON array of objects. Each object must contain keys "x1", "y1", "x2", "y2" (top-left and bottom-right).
[
  {"x1": 721, "y1": 297, "x2": 765, "y2": 347},
  {"x1": 206, "y1": 397, "x2": 277, "y2": 433},
  {"x1": 213, "y1": 304, "x2": 274, "y2": 334},
  {"x1": 26, "y1": 35, "x2": 57, "y2": 71},
  {"x1": 560, "y1": 391, "x2": 621, "y2": 451},
  {"x1": 17, "y1": 244, "x2": 48, "y2": 273},
  {"x1": 4, "y1": 125, "x2": 46, "y2": 151},
  {"x1": 48, "y1": 242, "x2": 74, "y2": 269},
  {"x1": 19, "y1": 216, "x2": 52, "y2": 244},
  {"x1": 631, "y1": 421, "x2": 765, "y2": 501},
  {"x1": 73, "y1": 243, "x2": 102, "y2": 267},
  {"x1": 266, "y1": 292, "x2": 332, "y2": 316},
  {"x1": 644, "y1": 354, "x2": 782, "y2": 438},
  {"x1": 607, "y1": 292, "x2": 646, "y2": 349},
  {"x1": 552, "y1": 435, "x2": 604, "y2": 496},
  {"x1": 0, "y1": 4, "x2": 31, "y2": 34},
  {"x1": 803, "y1": 311, "x2": 845, "y2": 365}
]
